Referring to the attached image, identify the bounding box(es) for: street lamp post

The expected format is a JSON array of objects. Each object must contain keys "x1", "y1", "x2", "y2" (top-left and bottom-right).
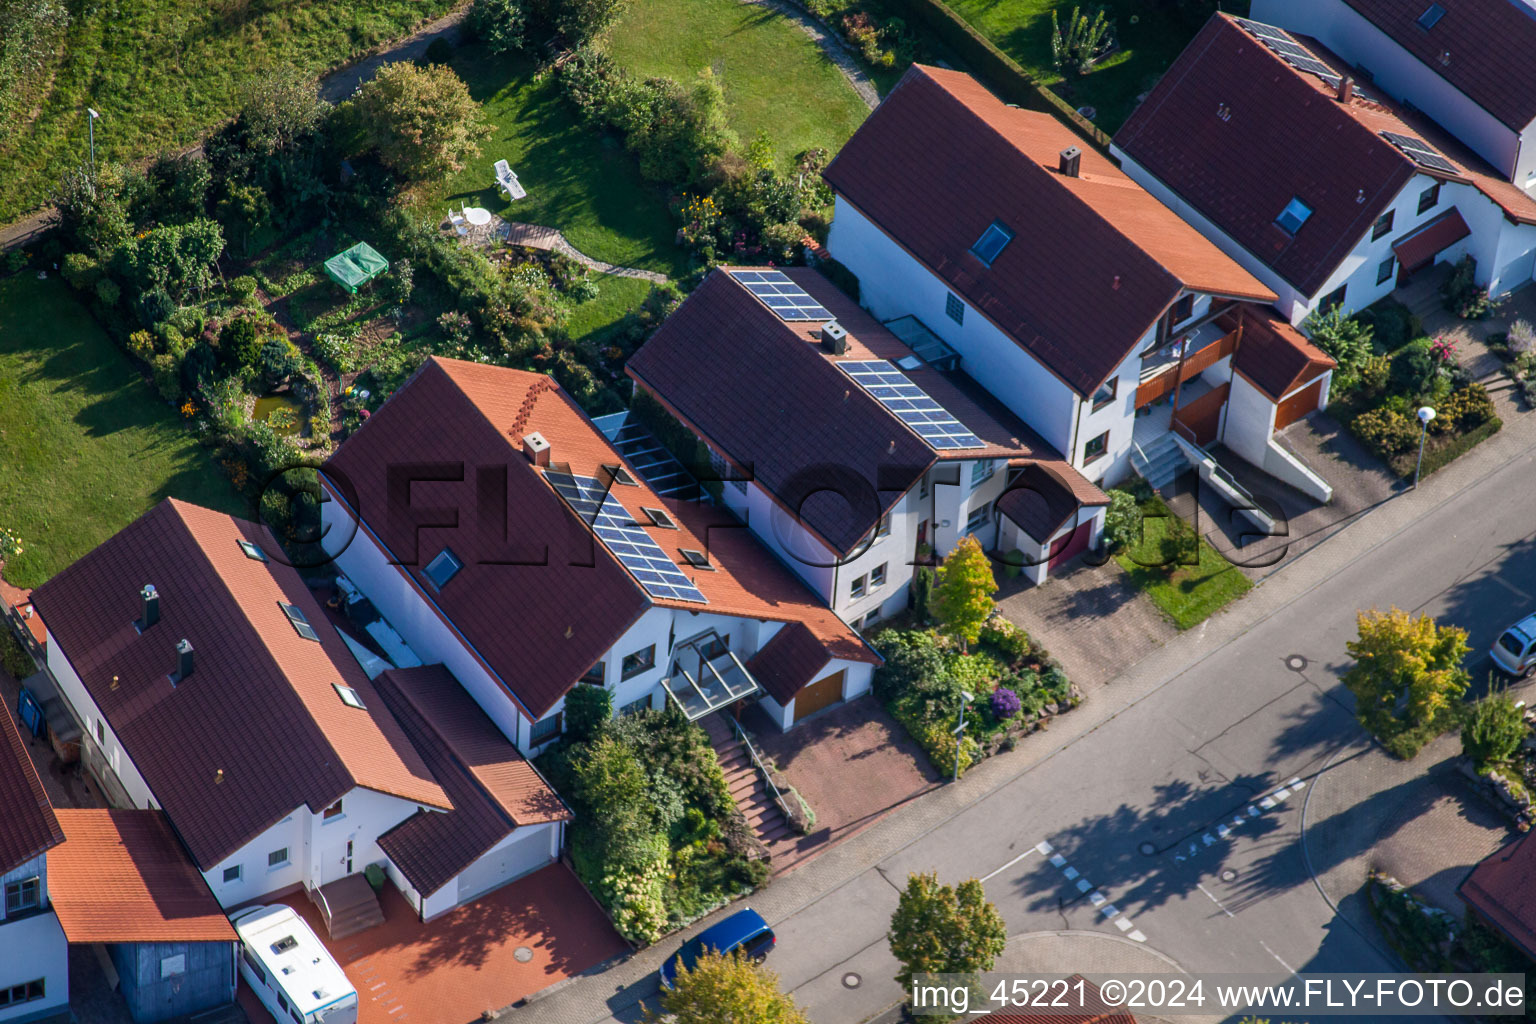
[
  {"x1": 87, "y1": 108, "x2": 100, "y2": 178},
  {"x1": 953, "y1": 690, "x2": 974, "y2": 783},
  {"x1": 1414, "y1": 406, "x2": 1436, "y2": 488}
]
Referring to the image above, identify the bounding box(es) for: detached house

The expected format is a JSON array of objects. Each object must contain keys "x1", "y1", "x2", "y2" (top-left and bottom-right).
[
  {"x1": 28, "y1": 498, "x2": 569, "y2": 927},
  {"x1": 1249, "y1": 0, "x2": 1536, "y2": 192},
  {"x1": 1113, "y1": 14, "x2": 1536, "y2": 323},
  {"x1": 818, "y1": 64, "x2": 1334, "y2": 504},
  {"x1": 319, "y1": 357, "x2": 879, "y2": 738},
  {"x1": 629, "y1": 266, "x2": 1111, "y2": 607},
  {"x1": 0, "y1": 710, "x2": 68, "y2": 1024}
]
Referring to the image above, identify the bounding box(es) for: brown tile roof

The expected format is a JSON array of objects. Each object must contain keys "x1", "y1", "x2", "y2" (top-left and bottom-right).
[
  {"x1": 745, "y1": 622, "x2": 835, "y2": 705},
  {"x1": 1393, "y1": 207, "x2": 1472, "y2": 270},
  {"x1": 628, "y1": 268, "x2": 1107, "y2": 553},
  {"x1": 823, "y1": 64, "x2": 1273, "y2": 396},
  {"x1": 1339, "y1": 0, "x2": 1536, "y2": 131},
  {"x1": 1229, "y1": 305, "x2": 1337, "y2": 402},
  {"x1": 48, "y1": 809, "x2": 236, "y2": 943},
  {"x1": 325, "y1": 358, "x2": 873, "y2": 718},
  {"x1": 30, "y1": 499, "x2": 448, "y2": 870},
  {"x1": 995, "y1": 463, "x2": 1104, "y2": 542},
  {"x1": 0, "y1": 706, "x2": 62, "y2": 876},
  {"x1": 1115, "y1": 14, "x2": 1536, "y2": 298},
  {"x1": 1461, "y1": 832, "x2": 1536, "y2": 959},
  {"x1": 374, "y1": 666, "x2": 568, "y2": 899}
]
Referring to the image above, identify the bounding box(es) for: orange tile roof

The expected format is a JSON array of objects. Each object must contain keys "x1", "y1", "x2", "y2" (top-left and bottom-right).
[
  {"x1": 30, "y1": 499, "x2": 449, "y2": 870},
  {"x1": 49, "y1": 809, "x2": 236, "y2": 943}
]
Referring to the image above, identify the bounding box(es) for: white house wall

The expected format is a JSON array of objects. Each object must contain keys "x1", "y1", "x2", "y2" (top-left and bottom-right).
[
  {"x1": 1249, "y1": 0, "x2": 1527, "y2": 183},
  {"x1": 44, "y1": 629, "x2": 157, "y2": 809},
  {"x1": 203, "y1": 807, "x2": 307, "y2": 908},
  {"x1": 0, "y1": 911, "x2": 68, "y2": 1023}
]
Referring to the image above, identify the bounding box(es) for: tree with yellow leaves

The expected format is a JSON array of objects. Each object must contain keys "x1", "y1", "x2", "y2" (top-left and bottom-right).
[
  {"x1": 645, "y1": 948, "x2": 809, "y2": 1024},
  {"x1": 1344, "y1": 607, "x2": 1469, "y2": 758},
  {"x1": 932, "y1": 535, "x2": 998, "y2": 650}
]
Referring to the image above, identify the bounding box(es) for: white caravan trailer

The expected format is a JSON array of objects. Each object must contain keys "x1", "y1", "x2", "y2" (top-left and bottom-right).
[{"x1": 229, "y1": 904, "x2": 359, "y2": 1024}]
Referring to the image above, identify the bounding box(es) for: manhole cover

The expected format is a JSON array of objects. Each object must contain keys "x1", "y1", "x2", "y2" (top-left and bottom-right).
[
  {"x1": 842, "y1": 973, "x2": 862, "y2": 989},
  {"x1": 513, "y1": 946, "x2": 534, "y2": 963},
  {"x1": 1285, "y1": 654, "x2": 1308, "y2": 672},
  {"x1": 1138, "y1": 841, "x2": 1157, "y2": 856},
  {"x1": 1220, "y1": 868, "x2": 1239, "y2": 883}
]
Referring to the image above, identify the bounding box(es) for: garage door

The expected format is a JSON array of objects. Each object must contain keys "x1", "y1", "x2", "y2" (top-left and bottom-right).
[
  {"x1": 1498, "y1": 247, "x2": 1536, "y2": 294},
  {"x1": 1048, "y1": 521, "x2": 1092, "y2": 570},
  {"x1": 456, "y1": 827, "x2": 552, "y2": 904},
  {"x1": 793, "y1": 670, "x2": 845, "y2": 723},
  {"x1": 1274, "y1": 378, "x2": 1324, "y2": 431}
]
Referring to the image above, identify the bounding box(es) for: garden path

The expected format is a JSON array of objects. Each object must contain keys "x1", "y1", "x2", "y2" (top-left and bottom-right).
[
  {"x1": 460, "y1": 217, "x2": 672, "y2": 282},
  {"x1": 735, "y1": 0, "x2": 881, "y2": 110}
]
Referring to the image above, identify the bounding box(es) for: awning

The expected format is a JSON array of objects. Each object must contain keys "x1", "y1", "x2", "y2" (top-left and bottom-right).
[
  {"x1": 663, "y1": 630, "x2": 761, "y2": 720},
  {"x1": 1392, "y1": 209, "x2": 1471, "y2": 272}
]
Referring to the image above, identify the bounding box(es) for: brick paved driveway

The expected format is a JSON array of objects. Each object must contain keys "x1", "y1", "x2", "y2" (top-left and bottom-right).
[{"x1": 240, "y1": 865, "x2": 626, "y2": 1024}]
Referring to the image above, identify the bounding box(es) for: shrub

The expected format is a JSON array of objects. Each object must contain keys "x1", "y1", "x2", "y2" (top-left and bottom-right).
[
  {"x1": 1356, "y1": 298, "x2": 1421, "y2": 353},
  {"x1": 1358, "y1": 353, "x2": 1390, "y2": 397},
  {"x1": 151, "y1": 353, "x2": 182, "y2": 402},
  {"x1": 345, "y1": 62, "x2": 491, "y2": 184},
  {"x1": 386, "y1": 258, "x2": 414, "y2": 306},
  {"x1": 229, "y1": 275, "x2": 259, "y2": 305},
  {"x1": 180, "y1": 341, "x2": 219, "y2": 394},
  {"x1": 539, "y1": 0, "x2": 630, "y2": 45},
  {"x1": 258, "y1": 337, "x2": 302, "y2": 388},
  {"x1": 1050, "y1": 5, "x2": 1113, "y2": 75},
  {"x1": 137, "y1": 285, "x2": 176, "y2": 327},
  {"x1": 466, "y1": 0, "x2": 526, "y2": 54},
  {"x1": 1430, "y1": 383, "x2": 1494, "y2": 436},
  {"x1": 565, "y1": 684, "x2": 613, "y2": 743},
  {"x1": 219, "y1": 315, "x2": 263, "y2": 371},
  {"x1": 1462, "y1": 689, "x2": 1529, "y2": 771},
  {"x1": 94, "y1": 276, "x2": 121, "y2": 306},
  {"x1": 125, "y1": 330, "x2": 156, "y2": 362},
  {"x1": 989, "y1": 686, "x2": 1021, "y2": 720},
  {"x1": 871, "y1": 629, "x2": 947, "y2": 703},
  {"x1": 421, "y1": 37, "x2": 454, "y2": 67},
  {"x1": 0, "y1": 627, "x2": 37, "y2": 680},
  {"x1": 1350, "y1": 407, "x2": 1419, "y2": 456},
  {"x1": 1508, "y1": 319, "x2": 1535, "y2": 356},
  {"x1": 1302, "y1": 304, "x2": 1375, "y2": 371},
  {"x1": 60, "y1": 251, "x2": 100, "y2": 291},
  {"x1": 1101, "y1": 489, "x2": 1142, "y2": 552},
  {"x1": 1389, "y1": 341, "x2": 1438, "y2": 398},
  {"x1": 978, "y1": 617, "x2": 1031, "y2": 664}
]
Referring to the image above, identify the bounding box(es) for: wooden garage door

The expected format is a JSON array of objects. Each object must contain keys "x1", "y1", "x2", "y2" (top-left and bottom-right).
[
  {"x1": 1274, "y1": 378, "x2": 1324, "y2": 431},
  {"x1": 794, "y1": 670, "x2": 845, "y2": 722},
  {"x1": 1048, "y1": 521, "x2": 1092, "y2": 570}
]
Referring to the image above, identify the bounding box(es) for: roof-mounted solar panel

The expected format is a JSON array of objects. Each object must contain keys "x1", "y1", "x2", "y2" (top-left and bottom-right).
[
  {"x1": 837, "y1": 360, "x2": 985, "y2": 451},
  {"x1": 733, "y1": 269, "x2": 833, "y2": 322},
  {"x1": 547, "y1": 472, "x2": 708, "y2": 603},
  {"x1": 1379, "y1": 131, "x2": 1459, "y2": 173}
]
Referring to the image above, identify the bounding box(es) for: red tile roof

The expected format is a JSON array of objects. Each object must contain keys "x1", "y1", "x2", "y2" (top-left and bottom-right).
[
  {"x1": 0, "y1": 705, "x2": 62, "y2": 876},
  {"x1": 1461, "y1": 832, "x2": 1536, "y2": 959},
  {"x1": 746, "y1": 622, "x2": 835, "y2": 705},
  {"x1": 1115, "y1": 14, "x2": 1536, "y2": 298},
  {"x1": 30, "y1": 499, "x2": 448, "y2": 870},
  {"x1": 628, "y1": 268, "x2": 1107, "y2": 555},
  {"x1": 823, "y1": 64, "x2": 1273, "y2": 396},
  {"x1": 1339, "y1": 0, "x2": 1536, "y2": 131},
  {"x1": 995, "y1": 463, "x2": 1103, "y2": 543},
  {"x1": 1392, "y1": 207, "x2": 1472, "y2": 270},
  {"x1": 48, "y1": 809, "x2": 236, "y2": 943},
  {"x1": 374, "y1": 666, "x2": 568, "y2": 899},
  {"x1": 1230, "y1": 305, "x2": 1337, "y2": 402},
  {"x1": 324, "y1": 358, "x2": 873, "y2": 718}
]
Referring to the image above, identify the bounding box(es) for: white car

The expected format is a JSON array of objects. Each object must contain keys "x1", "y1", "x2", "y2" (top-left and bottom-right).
[{"x1": 1491, "y1": 613, "x2": 1536, "y2": 679}]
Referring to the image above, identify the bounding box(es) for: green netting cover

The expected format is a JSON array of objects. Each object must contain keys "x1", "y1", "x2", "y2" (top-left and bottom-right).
[{"x1": 324, "y1": 242, "x2": 389, "y2": 294}]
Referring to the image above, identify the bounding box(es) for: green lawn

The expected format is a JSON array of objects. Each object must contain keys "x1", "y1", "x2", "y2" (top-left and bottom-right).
[
  {"x1": 564, "y1": 275, "x2": 658, "y2": 340},
  {"x1": 0, "y1": 275, "x2": 245, "y2": 587},
  {"x1": 1115, "y1": 515, "x2": 1252, "y2": 630},
  {"x1": 605, "y1": 0, "x2": 871, "y2": 170},
  {"x1": 0, "y1": 0, "x2": 457, "y2": 222},
  {"x1": 941, "y1": 0, "x2": 1229, "y2": 134}
]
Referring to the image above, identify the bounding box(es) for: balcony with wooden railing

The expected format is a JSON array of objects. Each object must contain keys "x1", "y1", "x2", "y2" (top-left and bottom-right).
[{"x1": 1135, "y1": 320, "x2": 1242, "y2": 409}]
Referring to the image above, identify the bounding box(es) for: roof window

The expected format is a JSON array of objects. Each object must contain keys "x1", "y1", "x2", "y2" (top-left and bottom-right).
[
  {"x1": 969, "y1": 221, "x2": 1015, "y2": 267},
  {"x1": 279, "y1": 603, "x2": 320, "y2": 642},
  {"x1": 1417, "y1": 4, "x2": 1445, "y2": 29},
  {"x1": 680, "y1": 549, "x2": 715, "y2": 571},
  {"x1": 604, "y1": 464, "x2": 639, "y2": 486},
  {"x1": 423, "y1": 548, "x2": 463, "y2": 590},
  {"x1": 237, "y1": 539, "x2": 268, "y2": 562},
  {"x1": 1276, "y1": 197, "x2": 1313, "y2": 235},
  {"x1": 642, "y1": 507, "x2": 677, "y2": 529},
  {"x1": 333, "y1": 684, "x2": 366, "y2": 709}
]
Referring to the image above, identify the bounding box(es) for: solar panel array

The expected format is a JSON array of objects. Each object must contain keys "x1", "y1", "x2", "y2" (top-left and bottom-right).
[
  {"x1": 1380, "y1": 131, "x2": 1460, "y2": 174},
  {"x1": 547, "y1": 472, "x2": 708, "y2": 603},
  {"x1": 734, "y1": 269, "x2": 833, "y2": 322},
  {"x1": 837, "y1": 360, "x2": 985, "y2": 450},
  {"x1": 1233, "y1": 17, "x2": 1347, "y2": 89}
]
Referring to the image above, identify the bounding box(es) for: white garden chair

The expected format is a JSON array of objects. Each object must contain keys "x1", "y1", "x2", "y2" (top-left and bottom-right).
[{"x1": 447, "y1": 206, "x2": 470, "y2": 238}]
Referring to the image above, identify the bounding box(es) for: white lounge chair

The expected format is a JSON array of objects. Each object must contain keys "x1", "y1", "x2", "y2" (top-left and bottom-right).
[{"x1": 495, "y1": 159, "x2": 527, "y2": 201}]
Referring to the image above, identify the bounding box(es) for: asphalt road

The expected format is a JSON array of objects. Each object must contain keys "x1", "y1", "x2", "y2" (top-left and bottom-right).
[{"x1": 533, "y1": 428, "x2": 1536, "y2": 1024}]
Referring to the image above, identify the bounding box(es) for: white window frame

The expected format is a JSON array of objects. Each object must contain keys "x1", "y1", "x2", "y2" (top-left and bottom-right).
[{"x1": 850, "y1": 574, "x2": 867, "y2": 599}]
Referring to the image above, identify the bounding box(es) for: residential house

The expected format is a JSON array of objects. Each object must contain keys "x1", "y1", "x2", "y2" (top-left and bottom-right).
[
  {"x1": 1249, "y1": 0, "x2": 1536, "y2": 191},
  {"x1": 0, "y1": 708, "x2": 68, "y2": 1024},
  {"x1": 319, "y1": 357, "x2": 879, "y2": 738},
  {"x1": 1461, "y1": 831, "x2": 1536, "y2": 960},
  {"x1": 818, "y1": 64, "x2": 1332, "y2": 503},
  {"x1": 27, "y1": 499, "x2": 566, "y2": 923},
  {"x1": 1113, "y1": 14, "x2": 1536, "y2": 324},
  {"x1": 628, "y1": 266, "x2": 1111, "y2": 605}
]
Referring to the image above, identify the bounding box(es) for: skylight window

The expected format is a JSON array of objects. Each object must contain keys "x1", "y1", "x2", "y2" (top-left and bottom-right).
[
  {"x1": 642, "y1": 507, "x2": 677, "y2": 529},
  {"x1": 1276, "y1": 197, "x2": 1313, "y2": 235},
  {"x1": 969, "y1": 221, "x2": 1015, "y2": 267},
  {"x1": 604, "y1": 464, "x2": 639, "y2": 487},
  {"x1": 279, "y1": 602, "x2": 321, "y2": 642},
  {"x1": 333, "y1": 684, "x2": 366, "y2": 709},
  {"x1": 423, "y1": 548, "x2": 463, "y2": 590},
  {"x1": 679, "y1": 549, "x2": 715, "y2": 571},
  {"x1": 237, "y1": 539, "x2": 268, "y2": 562},
  {"x1": 1417, "y1": 3, "x2": 1445, "y2": 29}
]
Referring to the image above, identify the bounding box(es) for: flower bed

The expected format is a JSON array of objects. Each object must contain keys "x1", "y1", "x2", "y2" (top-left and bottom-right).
[
  {"x1": 870, "y1": 617, "x2": 1079, "y2": 777},
  {"x1": 534, "y1": 705, "x2": 768, "y2": 945}
]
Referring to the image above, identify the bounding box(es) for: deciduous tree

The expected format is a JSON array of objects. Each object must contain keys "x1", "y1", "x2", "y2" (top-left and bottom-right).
[
  {"x1": 889, "y1": 871, "x2": 1006, "y2": 992},
  {"x1": 1344, "y1": 608, "x2": 1469, "y2": 757},
  {"x1": 932, "y1": 535, "x2": 997, "y2": 650},
  {"x1": 1462, "y1": 687, "x2": 1529, "y2": 771},
  {"x1": 645, "y1": 949, "x2": 809, "y2": 1024},
  {"x1": 347, "y1": 62, "x2": 490, "y2": 184}
]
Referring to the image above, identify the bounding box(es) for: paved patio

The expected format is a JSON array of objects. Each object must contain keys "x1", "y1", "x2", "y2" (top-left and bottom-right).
[
  {"x1": 1397, "y1": 268, "x2": 1536, "y2": 417},
  {"x1": 995, "y1": 558, "x2": 1177, "y2": 693},
  {"x1": 239, "y1": 866, "x2": 627, "y2": 1024},
  {"x1": 744, "y1": 696, "x2": 940, "y2": 875}
]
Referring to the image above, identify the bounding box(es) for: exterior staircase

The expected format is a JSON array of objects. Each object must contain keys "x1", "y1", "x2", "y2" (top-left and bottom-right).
[
  {"x1": 309, "y1": 874, "x2": 384, "y2": 940},
  {"x1": 1131, "y1": 432, "x2": 1193, "y2": 490},
  {"x1": 700, "y1": 713, "x2": 791, "y2": 847}
]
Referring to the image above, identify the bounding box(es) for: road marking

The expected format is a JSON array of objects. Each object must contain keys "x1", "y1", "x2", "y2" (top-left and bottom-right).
[
  {"x1": 1049, "y1": 853, "x2": 1067, "y2": 868},
  {"x1": 1063, "y1": 866, "x2": 1079, "y2": 880},
  {"x1": 1101, "y1": 904, "x2": 1119, "y2": 918},
  {"x1": 1197, "y1": 882, "x2": 1235, "y2": 919},
  {"x1": 1076, "y1": 878, "x2": 1093, "y2": 893},
  {"x1": 1491, "y1": 575, "x2": 1532, "y2": 600},
  {"x1": 1031, "y1": 839, "x2": 1146, "y2": 943},
  {"x1": 1260, "y1": 940, "x2": 1296, "y2": 974},
  {"x1": 1128, "y1": 930, "x2": 1146, "y2": 942},
  {"x1": 1089, "y1": 891, "x2": 1107, "y2": 907},
  {"x1": 1036, "y1": 840, "x2": 1054, "y2": 855},
  {"x1": 980, "y1": 847, "x2": 1044, "y2": 883},
  {"x1": 1173, "y1": 781, "x2": 1304, "y2": 864},
  {"x1": 1259, "y1": 796, "x2": 1276, "y2": 810},
  {"x1": 1114, "y1": 917, "x2": 1133, "y2": 932}
]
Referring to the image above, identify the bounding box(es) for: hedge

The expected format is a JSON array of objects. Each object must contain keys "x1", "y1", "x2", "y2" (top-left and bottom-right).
[
  {"x1": 879, "y1": 0, "x2": 1111, "y2": 150},
  {"x1": 1389, "y1": 416, "x2": 1502, "y2": 480}
]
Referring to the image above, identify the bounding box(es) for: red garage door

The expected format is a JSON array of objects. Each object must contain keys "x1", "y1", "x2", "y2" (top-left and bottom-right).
[
  {"x1": 1275, "y1": 378, "x2": 1324, "y2": 431},
  {"x1": 1048, "y1": 521, "x2": 1092, "y2": 570}
]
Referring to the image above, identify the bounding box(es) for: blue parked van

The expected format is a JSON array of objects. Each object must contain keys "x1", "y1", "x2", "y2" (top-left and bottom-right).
[{"x1": 660, "y1": 908, "x2": 776, "y2": 988}]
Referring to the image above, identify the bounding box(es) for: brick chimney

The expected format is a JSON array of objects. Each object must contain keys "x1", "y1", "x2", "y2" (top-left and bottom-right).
[
  {"x1": 1336, "y1": 75, "x2": 1354, "y2": 103},
  {"x1": 522, "y1": 431, "x2": 551, "y2": 467},
  {"x1": 1058, "y1": 146, "x2": 1082, "y2": 178}
]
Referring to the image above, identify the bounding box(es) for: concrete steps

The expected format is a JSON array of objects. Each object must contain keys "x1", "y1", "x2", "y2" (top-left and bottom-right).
[
  {"x1": 1132, "y1": 433, "x2": 1192, "y2": 490},
  {"x1": 310, "y1": 874, "x2": 384, "y2": 940},
  {"x1": 701, "y1": 713, "x2": 788, "y2": 854}
]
